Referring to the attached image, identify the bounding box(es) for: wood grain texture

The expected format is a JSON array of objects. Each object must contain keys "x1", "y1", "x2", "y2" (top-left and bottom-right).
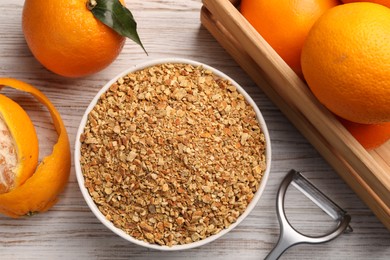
[{"x1": 0, "y1": 0, "x2": 389, "y2": 259}]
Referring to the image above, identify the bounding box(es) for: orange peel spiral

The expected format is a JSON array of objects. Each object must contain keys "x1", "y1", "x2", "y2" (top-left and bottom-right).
[{"x1": 0, "y1": 78, "x2": 71, "y2": 217}]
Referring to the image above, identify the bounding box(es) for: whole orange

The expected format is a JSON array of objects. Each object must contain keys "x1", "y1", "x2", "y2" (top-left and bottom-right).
[
  {"x1": 22, "y1": 0, "x2": 126, "y2": 78},
  {"x1": 240, "y1": 0, "x2": 340, "y2": 78},
  {"x1": 341, "y1": 0, "x2": 390, "y2": 8},
  {"x1": 301, "y1": 3, "x2": 390, "y2": 124},
  {"x1": 339, "y1": 118, "x2": 390, "y2": 150}
]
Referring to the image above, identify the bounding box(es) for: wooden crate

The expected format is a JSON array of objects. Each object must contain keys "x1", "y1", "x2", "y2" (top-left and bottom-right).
[{"x1": 200, "y1": 0, "x2": 390, "y2": 230}]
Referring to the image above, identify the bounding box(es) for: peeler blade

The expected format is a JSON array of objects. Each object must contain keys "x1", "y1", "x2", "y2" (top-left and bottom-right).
[
  {"x1": 265, "y1": 169, "x2": 352, "y2": 260},
  {"x1": 291, "y1": 170, "x2": 347, "y2": 221}
]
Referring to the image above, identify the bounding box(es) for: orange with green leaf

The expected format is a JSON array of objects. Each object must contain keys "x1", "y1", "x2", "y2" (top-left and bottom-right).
[{"x1": 22, "y1": 0, "x2": 146, "y2": 78}]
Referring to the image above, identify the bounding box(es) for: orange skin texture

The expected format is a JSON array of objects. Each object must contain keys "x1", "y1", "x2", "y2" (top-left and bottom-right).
[
  {"x1": 22, "y1": 0, "x2": 126, "y2": 78},
  {"x1": 0, "y1": 78, "x2": 71, "y2": 217},
  {"x1": 0, "y1": 94, "x2": 39, "y2": 193},
  {"x1": 240, "y1": 0, "x2": 340, "y2": 79},
  {"x1": 301, "y1": 3, "x2": 390, "y2": 124},
  {"x1": 341, "y1": 0, "x2": 390, "y2": 8}
]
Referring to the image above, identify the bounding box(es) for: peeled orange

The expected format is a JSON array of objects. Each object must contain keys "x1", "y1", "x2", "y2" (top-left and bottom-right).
[{"x1": 0, "y1": 94, "x2": 39, "y2": 194}]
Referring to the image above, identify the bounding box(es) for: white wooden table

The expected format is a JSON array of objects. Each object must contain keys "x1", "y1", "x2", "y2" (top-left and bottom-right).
[{"x1": 1, "y1": 1, "x2": 389, "y2": 259}]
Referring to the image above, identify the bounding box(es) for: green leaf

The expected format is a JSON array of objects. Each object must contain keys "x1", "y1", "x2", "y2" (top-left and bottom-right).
[{"x1": 87, "y1": 0, "x2": 147, "y2": 54}]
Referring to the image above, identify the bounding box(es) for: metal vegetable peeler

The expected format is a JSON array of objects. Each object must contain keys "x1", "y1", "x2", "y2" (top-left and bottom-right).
[{"x1": 266, "y1": 169, "x2": 352, "y2": 260}]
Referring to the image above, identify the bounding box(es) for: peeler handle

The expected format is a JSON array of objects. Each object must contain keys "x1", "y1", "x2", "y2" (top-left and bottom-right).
[
  {"x1": 265, "y1": 169, "x2": 352, "y2": 260},
  {"x1": 265, "y1": 219, "x2": 308, "y2": 260}
]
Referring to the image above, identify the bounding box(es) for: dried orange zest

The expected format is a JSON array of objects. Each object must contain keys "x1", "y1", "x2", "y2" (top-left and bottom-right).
[
  {"x1": 0, "y1": 78, "x2": 71, "y2": 217},
  {"x1": 0, "y1": 94, "x2": 39, "y2": 194}
]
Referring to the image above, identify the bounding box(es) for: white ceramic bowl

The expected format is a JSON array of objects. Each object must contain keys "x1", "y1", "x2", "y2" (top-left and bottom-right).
[{"x1": 75, "y1": 58, "x2": 271, "y2": 250}]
